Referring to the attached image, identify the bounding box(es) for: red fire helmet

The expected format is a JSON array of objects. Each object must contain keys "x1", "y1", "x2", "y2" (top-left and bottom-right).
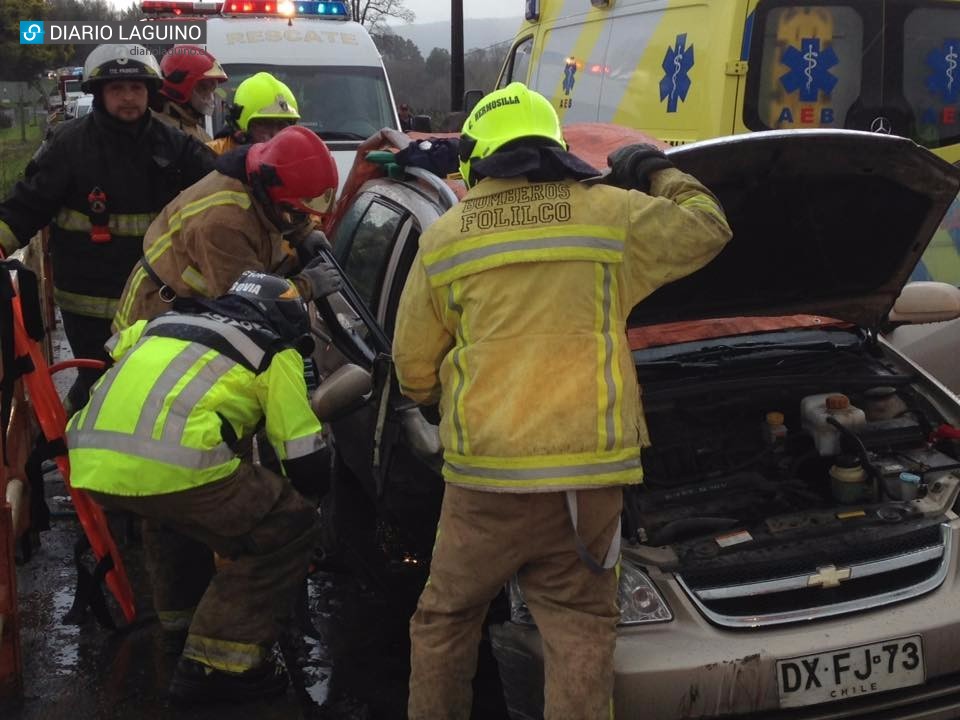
[
  {"x1": 245, "y1": 125, "x2": 339, "y2": 217},
  {"x1": 159, "y1": 45, "x2": 228, "y2": 104}
]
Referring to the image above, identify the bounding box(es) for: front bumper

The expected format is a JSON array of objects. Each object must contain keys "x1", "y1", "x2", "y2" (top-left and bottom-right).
[{"x1": 490, "y1": 521, "x2": 960, "y2": 720}]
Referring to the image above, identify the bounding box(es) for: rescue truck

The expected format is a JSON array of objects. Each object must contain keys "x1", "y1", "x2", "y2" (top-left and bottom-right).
[
  {"x1": 498, "y1": 0, "x2": 960, "y2": 281},
  {"x1": 141, "y1": 0, "x2": 402, "y2": 188}
]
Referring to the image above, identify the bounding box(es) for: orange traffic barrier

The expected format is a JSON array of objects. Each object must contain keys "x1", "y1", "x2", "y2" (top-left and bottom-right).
[
  {"x1": 10, "y1": 293, "x2": 136, "y2": 624},
  {"x1": 0, "y1": 499, "x2": 22, "y2": 700}
]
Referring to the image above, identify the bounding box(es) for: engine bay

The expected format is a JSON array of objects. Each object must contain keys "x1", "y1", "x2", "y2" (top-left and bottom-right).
[{"x1": 626, "y1": 329, "x2": 960, "y2": 572}]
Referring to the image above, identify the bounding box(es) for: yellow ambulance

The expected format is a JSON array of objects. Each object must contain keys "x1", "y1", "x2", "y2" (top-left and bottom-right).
[{"x1": 501, "y1": 0, "x2": 960, "y2": 280}]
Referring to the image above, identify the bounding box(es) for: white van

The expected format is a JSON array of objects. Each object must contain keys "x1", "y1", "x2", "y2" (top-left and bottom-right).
[{"x1": 142, "y1": 0, "x2": 401, "y2": 189}]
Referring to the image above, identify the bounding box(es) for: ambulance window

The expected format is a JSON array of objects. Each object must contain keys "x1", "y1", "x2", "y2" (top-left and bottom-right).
[
  {"x1": 901, "y1": 6, "x2": 960, "y2": 150},
  {"x1": 340, "y1": 199, "x2": 406, "y2": 311},
  {"x1": 219, "y1": 64, "x2": 395, "y2": 139},
  {"x1": 500, "y1": 36, "x2": 534, "y2": 87},
  {"x1": 745, "y1": 4, "x2": 865, "y2": 131}
]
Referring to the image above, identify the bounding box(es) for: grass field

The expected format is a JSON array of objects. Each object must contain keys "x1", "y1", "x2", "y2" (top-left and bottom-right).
[{"x1": 0, "y1": 120, "x2": 44, "y2": 199}]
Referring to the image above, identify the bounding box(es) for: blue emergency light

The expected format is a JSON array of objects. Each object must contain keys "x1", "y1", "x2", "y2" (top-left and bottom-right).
[
  {"x1": 219, "y1": 0, "x2": 346, "y2": 16},
  {"x1": 293, "y1": 0, "x2": 347, "y2": 15}
]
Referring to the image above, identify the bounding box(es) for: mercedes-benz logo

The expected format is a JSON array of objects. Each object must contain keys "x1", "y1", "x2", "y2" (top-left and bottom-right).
[{"x1": 870, "y1": 116, "x2": 893, "y2": 134}]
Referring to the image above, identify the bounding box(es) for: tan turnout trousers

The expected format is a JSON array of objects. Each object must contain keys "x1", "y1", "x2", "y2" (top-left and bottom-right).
[
  {"x1": 90, "y1": 462, "x2": 319, "y2": 672},
  {"x1": 408, "y1": 484, "x2": 622, "y2": 720}
]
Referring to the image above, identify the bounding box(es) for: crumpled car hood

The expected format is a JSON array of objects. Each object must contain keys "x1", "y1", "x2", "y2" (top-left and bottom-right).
[{"x1": 627, "y1": 130, "x2": 960, "y2": 331}]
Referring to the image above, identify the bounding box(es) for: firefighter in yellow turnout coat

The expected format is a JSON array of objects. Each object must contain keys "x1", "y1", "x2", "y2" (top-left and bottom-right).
[
  {"x1": 393, "y1": 83, "x2": 732, "y2": 719},
  {"x1": 67, "y1": 272, "x2": 325, "y2": 704},
  {"x1": 113, "y1": 124, "x2": 340, "y2": 332}
]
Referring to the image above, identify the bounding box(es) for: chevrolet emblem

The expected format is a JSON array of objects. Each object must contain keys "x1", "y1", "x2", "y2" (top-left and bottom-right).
[{"x1": 807, "y1": 565, "x2": 851, "y2": 589}]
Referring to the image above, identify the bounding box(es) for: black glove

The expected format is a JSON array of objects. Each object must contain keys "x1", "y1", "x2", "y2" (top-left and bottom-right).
[
  {"x1": 606, "y1": 143, "x2": 674, "y2": 193},
  {"x1": 296, "y1": 256, "x2": 342, "y2": 300},
  {"x1": 294, "y1": 229, "x2": 331, "y2": 264}
]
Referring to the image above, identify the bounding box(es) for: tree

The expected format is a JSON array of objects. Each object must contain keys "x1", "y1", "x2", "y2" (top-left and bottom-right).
[
  {"x1": 350, "y1": 0, "x2": 414, "y2": 32},
  {"x1": 0, "y1": 0, "x2": 74, "y2": 138},
  {"x1": 0, "y1": 0, "x2": 73, "y2": 84},
  {"x1": 373, "y1": 33, "x2": 422, "y2": 64}
]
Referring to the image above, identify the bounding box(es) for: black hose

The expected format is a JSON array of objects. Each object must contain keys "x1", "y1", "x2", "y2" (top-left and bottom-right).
[{"x1": 826, "y1": 416, "x2": 881, "y2": 497}]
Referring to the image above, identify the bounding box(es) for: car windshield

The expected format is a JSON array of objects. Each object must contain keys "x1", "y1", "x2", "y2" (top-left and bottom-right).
[{"x1": 218, "y1": 63, "x2": 395, "y2": 140}]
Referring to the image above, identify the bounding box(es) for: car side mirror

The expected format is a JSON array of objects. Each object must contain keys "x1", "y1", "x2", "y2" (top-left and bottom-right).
[
  {"x1": 411, "y1": 114, "x2": 432, "y2": 133},
  {"x1": 311, "y1": 363, "x2": 372, "y2": 422},
  {"x1": 463, "y1": 89, "x2": 483, "y2": 114},
  {"x1": 888, "y1": 281, "x2": 960, "y2": 324}
]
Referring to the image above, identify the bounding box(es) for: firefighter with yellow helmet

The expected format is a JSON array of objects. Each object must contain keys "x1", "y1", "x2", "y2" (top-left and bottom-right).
[
  {"x1": 208, "y1": 72, "x2": 301, "y2": 155},
  {"x1": 393, "y1": 82, "x2": 732, "y2": 719}
]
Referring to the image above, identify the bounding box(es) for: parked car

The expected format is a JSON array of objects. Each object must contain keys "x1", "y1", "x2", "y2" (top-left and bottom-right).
[
  {"x1": 63, "y1": 93, "x2": 93, "y2": 120},
  {"x1": 310, "y1": 128, "x2": 960, "y2": 719}
]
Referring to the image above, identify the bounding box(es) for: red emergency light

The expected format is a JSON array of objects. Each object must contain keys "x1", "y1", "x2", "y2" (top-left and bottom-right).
[{"x1": 221, "y1": 0, "x2": 347, "y2": 16}]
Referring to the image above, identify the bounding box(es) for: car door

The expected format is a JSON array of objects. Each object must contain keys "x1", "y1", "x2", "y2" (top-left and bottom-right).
[{"x1": 317, "y1": 179, "x2": 447, "y2": 559}]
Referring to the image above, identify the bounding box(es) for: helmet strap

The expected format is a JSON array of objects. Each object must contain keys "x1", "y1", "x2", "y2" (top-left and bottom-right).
[{"x1": 248, "y1": 171, "x2": 286, "y2": 229}]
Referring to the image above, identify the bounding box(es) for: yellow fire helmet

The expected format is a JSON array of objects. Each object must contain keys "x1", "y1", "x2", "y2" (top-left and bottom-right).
[
  {"x1": 232, "y1": 72, "x2": 300, "y2": 132},
  {"x1": 458, "y1": 81, "x2": 566, "y2": 187}
]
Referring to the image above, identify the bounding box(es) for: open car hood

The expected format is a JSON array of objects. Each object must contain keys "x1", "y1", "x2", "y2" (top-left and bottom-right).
[{"x1": 627, "y1": 130, "x2": 960, "y2": 331}]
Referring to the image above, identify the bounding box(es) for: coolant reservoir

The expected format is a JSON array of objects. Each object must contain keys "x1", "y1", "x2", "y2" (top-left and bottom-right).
[{"x1": 800, "y1": 393, "x2": 866, "y2": 456}]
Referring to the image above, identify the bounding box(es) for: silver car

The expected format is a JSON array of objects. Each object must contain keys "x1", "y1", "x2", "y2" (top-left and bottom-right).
[{"x1": 313, "y1": 128, "x2": 960, "y2": 719}]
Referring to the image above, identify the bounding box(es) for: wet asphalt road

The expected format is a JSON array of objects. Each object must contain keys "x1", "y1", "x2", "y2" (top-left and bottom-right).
[{"x1": 2, "y1": 489, "x2": 409, "y2": 720}]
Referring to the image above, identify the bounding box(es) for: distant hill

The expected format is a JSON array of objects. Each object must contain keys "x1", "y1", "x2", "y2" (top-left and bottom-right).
[{"x1": 385, "y1": 17, "x2": 521, "y2": 55}]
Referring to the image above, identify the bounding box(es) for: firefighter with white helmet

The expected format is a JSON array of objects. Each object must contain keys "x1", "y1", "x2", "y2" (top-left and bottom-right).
[{"x1": 0, "y1": 43, "x2": 214, "y2": 412}]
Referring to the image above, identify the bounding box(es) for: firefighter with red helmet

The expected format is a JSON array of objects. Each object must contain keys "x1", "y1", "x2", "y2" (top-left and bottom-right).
[
  {"x1": 114, "y1": 124, "x2": 341, "y2": 332},
  {"x1": 0, "y1": 44, "x2": 215, "y2": 412},
  {"x1": 153, "y1": 44, "x2": 229, "y2": 142},
  {"x1": 68, "y1": 270, "x2": 326, "y2": 702}
]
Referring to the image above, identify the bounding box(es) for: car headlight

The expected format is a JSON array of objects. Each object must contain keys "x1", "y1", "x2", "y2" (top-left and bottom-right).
[
  {"x1": 618, "y1": 558, "x2": 673, "y2": 625},
  {"x1": 507, "y1": 557, "x2": 673, "y2": 626}
]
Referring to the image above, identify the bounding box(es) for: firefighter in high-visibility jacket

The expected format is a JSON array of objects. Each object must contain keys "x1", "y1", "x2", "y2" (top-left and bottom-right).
[
  {"x1": 67, "y1": 271, "x2": 324, "y2": 703},
  {"x1": 0, "y1": 44, "x2": 214, "y2": 412},
  {"x1": 113, "y1": 124, "x2": 341, "y2": 332},
  {"x1": 393, "y1": 83, "x2": 733, "y2": 720},
  {"x1": 207, "y1": 72, "x2": 300, "y2": 155},
  {"x1": 151, "y1": 44, "x2": 229, "y2": 143}
]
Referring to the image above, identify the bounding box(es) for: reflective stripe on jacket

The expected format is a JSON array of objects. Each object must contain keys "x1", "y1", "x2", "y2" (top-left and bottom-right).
[
  {"x1": 393, "y1": 169, "x2": 732, "y2": 492},
  {"x1": 67, "y1": 316, "x2": 323, "y2": 496},
  {"x1": 113, "y1": 171, "x2": 296, "y2": 331}
]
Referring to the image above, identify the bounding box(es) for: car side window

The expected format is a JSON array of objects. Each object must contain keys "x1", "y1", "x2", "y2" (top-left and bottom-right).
[{"x1": 340, "y1": 198, "x2": 406, "y2": 311}]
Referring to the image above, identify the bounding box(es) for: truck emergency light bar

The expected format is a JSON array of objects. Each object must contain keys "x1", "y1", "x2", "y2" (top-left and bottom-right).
[
  {"x1": 223, "y1": 0, "x2": 347, "y2": 16},
  {"x1": 140, "y1": 0, "x2": 347, "y2": 17}
]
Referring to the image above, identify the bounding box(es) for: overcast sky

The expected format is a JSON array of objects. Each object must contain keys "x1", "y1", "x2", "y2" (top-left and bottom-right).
[
  {"x1": 394, "y1": 0, "x2": 522, "y2": 23},
  {"x1": 108, "y1": 0, "x2": 523, "y2": 22}
]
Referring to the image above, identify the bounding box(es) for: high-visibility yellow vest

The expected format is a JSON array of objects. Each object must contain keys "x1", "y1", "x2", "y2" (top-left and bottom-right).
[{"x1": 67, "y1": 314, "x2": 322, "y2": 496}]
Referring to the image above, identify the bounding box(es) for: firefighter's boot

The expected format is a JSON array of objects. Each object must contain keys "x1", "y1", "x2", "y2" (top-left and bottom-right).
[{"x1": 168, "y1": 657, "x2": 289, "y2": 704}]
